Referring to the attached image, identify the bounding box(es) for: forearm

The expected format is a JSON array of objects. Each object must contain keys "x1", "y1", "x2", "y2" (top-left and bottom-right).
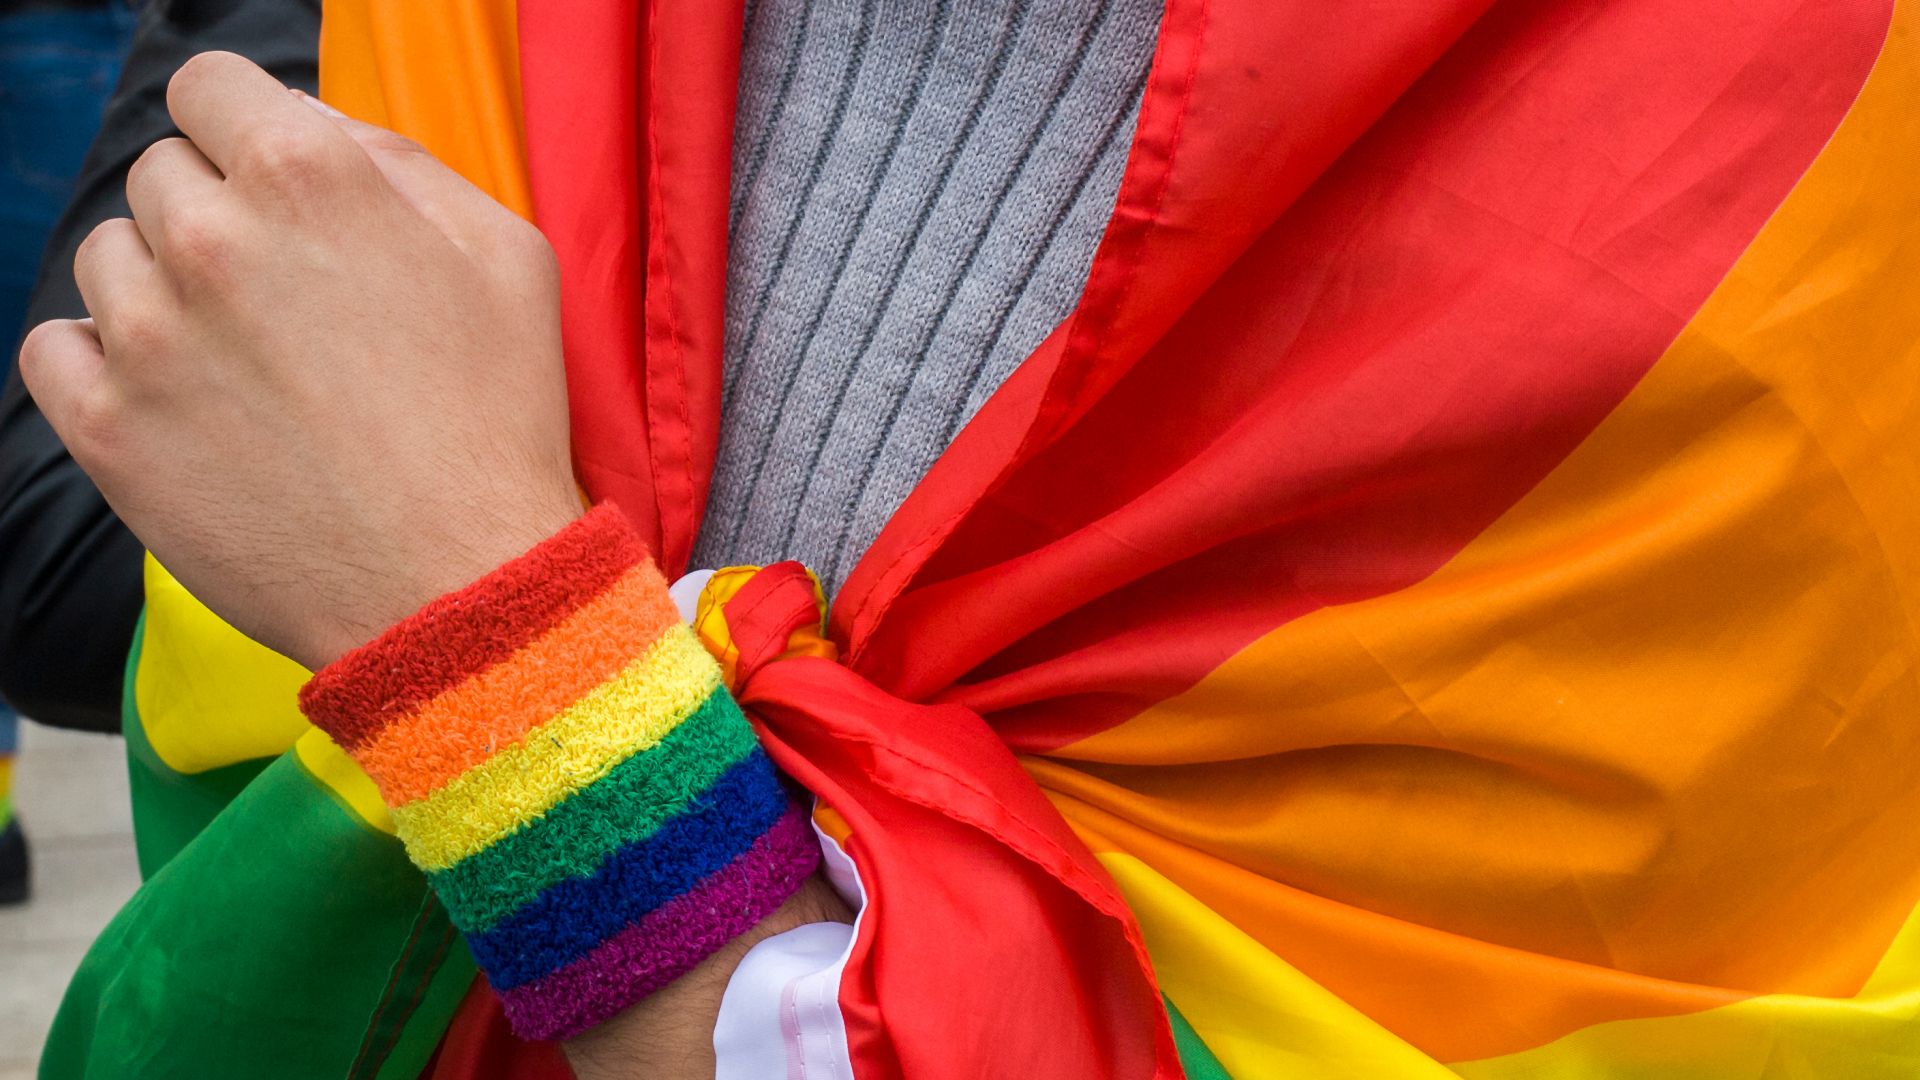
[{"x1": 298, "y1": 506, "x2": 837, "y2": 1075}]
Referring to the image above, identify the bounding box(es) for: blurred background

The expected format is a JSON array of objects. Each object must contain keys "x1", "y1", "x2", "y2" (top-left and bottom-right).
[
  {"x1": 0, "y1": 730, "x2": 136, "y2": 1080},
  {"x1": 0, "y1": 1, "x2": 140, "y2": 1074}
]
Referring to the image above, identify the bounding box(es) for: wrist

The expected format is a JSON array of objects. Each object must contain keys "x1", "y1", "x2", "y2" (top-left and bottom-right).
[
  {"x1": 295, "y1": 490, "x2": 583, "y2": 669},
  {"x1": 561, "y1": 873, "x2": 853, "y2": 1079},
  {"x1": 298, "y1": 504, "x2": 821, "y2": 1040}
]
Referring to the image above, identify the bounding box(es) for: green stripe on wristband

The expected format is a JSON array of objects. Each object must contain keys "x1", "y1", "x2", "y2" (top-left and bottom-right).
[{"x1": 425, "y1": 690, "x2": 761, "y2": 932}]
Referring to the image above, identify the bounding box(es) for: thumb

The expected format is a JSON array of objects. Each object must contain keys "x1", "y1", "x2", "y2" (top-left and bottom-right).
[{"x1": 292, "y1": 90, "x2": 519, "y2": 253}]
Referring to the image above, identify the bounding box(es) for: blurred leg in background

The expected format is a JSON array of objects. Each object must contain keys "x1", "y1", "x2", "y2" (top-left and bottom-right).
[
  {"x1": 0, "y1": 0, "x2": 141, "y2": 905},
  {"x1": 0, "y1": 719, "x2": 20, "y2": 905}
]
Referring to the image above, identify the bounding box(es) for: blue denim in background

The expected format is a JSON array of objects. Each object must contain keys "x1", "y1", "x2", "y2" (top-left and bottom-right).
[
  {"x1": 0, "y1": 0, "x2": 139, "y2": 735},
  {"x1": 2, "y1": 1, "x2": 138, "y2": 359}
]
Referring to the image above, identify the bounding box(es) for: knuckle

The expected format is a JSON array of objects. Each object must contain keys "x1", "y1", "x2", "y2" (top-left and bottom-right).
[
  {"x1": 125, "y1": 143, "x2": 157, "y2": 191},
  {"x1": 17, "y1": 321, "x2": 62, "y2": 377},
  {"x1": 177, "y1": 50, "x2": 231, "y2": 79},
  {"x1": 72, "y1": 220, "x2": 126, "y2": 279},
  {"x1": 168, "y1": 52, "x2": 211, "y2": 94},
  {"x1": 128, "y1": 137, "x2": 190, "y2": 190},
  {"x1": 72, "y1": 226, "x2": 103, "y2": 271},
  {"x1": 161, "y1": 205, "x2": 233, "y2": 272},
  {"x1": 109, "y1": 299, "x2": 171, "y2": 356},
  {"x1": 238, "y1": 127, "x2": 334, "y2": 191},
  {"x1": 66, "y1": 386, "x2": 123, "y2": 457},
  {"x1": 16, "y1": 328, "x2": 117, "y2": 455},
  {"x1": 168, "y1": 51, "x2": 235, "y2": 104},
  {"x1": 74, "y1": 220, "x2": 109, "y2": 259}
]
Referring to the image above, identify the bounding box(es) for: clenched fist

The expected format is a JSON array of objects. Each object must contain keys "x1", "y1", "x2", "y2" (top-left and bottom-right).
[{"x1": 20, "y1": 51, "x2": 582, "y2": 670}]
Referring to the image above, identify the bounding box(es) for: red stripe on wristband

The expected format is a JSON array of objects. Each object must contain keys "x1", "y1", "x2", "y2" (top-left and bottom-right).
[{"x1": 300, "y1": 504, "x2": 647, "y2": 749}]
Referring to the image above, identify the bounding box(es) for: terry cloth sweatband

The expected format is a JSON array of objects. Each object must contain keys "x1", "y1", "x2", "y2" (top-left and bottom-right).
[{"x1": 299, "y1": 504, "x2": 820, "y2": 1040}]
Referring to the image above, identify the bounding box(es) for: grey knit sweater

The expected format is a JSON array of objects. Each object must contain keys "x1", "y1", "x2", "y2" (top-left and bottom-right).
[{"x1": 690, "y1": 0, "x2": 1161, "y2": 589}]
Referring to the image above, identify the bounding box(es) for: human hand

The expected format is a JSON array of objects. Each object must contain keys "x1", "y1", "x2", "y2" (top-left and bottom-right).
[{"x1": 19, "y1": 51, "x2": 582, "y2": 670}]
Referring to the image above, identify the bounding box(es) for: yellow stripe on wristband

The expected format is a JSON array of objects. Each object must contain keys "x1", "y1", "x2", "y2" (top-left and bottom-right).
[
  {"x1": 353, "y1": 563, "x2": 681, "y2": 805},
  {"x1": 392, "y1": 625, "x2": 722, "y2": 871}
]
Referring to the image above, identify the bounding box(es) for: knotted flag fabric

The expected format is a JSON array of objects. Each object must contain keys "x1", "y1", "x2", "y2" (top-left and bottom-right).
[
  {"x1": 522, "y1": 0, "x2": 1920, "y2": 1075},
  {"x1": 42, "y1": 0, "x2": 1920, "y2": 1077}
]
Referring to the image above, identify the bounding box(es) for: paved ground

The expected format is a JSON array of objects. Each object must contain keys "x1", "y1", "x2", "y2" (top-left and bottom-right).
[{"x1": 0, "y1": 723, "x2": 141, "y2": 1080}]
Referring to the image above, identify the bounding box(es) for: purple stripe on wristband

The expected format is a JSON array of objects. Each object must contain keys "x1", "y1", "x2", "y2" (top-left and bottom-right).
[{"x1": 497, "y1": 804, "x2": 823, "y2": 1041}]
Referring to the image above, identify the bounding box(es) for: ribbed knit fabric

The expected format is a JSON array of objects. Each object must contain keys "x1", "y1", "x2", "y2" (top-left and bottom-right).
[
  {"x1": 299, "y1": 506, "x2": 819, "y2": 1040},
  {"x1": 694, "y1": 0, "x2": 1162, "y2": 589}
]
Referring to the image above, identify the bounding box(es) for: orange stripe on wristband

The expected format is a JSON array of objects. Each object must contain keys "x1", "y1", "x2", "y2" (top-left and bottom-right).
[
  {"x1": 353, "y1": 560, "x2": 684, "y2": 805},
  {"x1": 394, "y1": 627, "x2": 723, "y2": 870}
]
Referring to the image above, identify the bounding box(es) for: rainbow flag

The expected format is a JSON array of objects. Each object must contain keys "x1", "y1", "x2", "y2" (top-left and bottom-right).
[{"x1": 44, "y1": 0, "x2": 1920, "y2": 1076}]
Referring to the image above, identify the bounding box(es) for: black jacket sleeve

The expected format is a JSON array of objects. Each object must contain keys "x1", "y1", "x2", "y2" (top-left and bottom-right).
[{"x1": 0, "y1": 0, "x2": 320, "y2": 732}]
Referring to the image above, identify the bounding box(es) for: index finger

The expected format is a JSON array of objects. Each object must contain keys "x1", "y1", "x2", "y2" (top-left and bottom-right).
[{"x1": 165, "y1": 51, "x2": 352, "y2": 182}]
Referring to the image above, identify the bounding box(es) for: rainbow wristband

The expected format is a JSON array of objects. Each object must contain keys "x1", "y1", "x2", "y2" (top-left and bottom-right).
[{"x1": 300, "y1": 505, "x2": 819, "y2": 1040}]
